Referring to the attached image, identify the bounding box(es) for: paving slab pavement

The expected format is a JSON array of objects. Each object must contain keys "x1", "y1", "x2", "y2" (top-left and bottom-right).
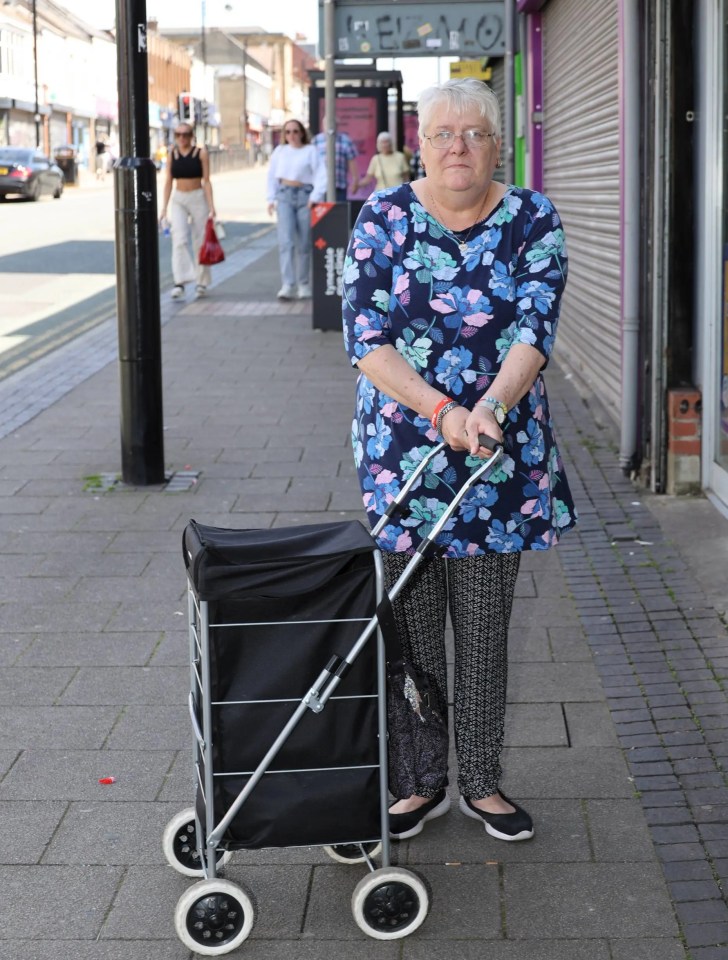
[{"x1": 1, "y1": 185, "x2": 728, "y2": 958}]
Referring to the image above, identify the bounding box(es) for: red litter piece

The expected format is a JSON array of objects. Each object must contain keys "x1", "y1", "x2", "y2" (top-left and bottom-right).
[{"x1": 98, "y1": 776, "x2": 116, "y2": 785}]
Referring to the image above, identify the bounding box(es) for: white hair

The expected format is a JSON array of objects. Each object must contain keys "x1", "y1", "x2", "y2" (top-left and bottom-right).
[{"x1": 418, "y1": 79, "x2": 502, "y2": 138}]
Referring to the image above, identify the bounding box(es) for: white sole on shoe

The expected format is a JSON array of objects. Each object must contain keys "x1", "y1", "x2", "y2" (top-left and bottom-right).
[
  {"x1": 389, "y1": 792, "x2": 451, "y2": 840},
  {"x1": 458, "y1": 796, "x2": 534, "y2": 841}
]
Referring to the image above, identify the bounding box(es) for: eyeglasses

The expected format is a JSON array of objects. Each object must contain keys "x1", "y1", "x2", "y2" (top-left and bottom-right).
[
  {"x1": 174, "y1": 131, "x2": 192, "y2": 138},
  {"x1": 423, "y1": 129, "x2": 498, "y2": 149}
]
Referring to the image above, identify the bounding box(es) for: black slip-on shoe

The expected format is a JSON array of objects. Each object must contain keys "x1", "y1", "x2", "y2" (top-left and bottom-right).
[
  {"x1": 459, "y1": 793, "x2": 534, "y2": 841},
  {"x1": 389, "y1": 788, "x2": 451, "y2": 840}
]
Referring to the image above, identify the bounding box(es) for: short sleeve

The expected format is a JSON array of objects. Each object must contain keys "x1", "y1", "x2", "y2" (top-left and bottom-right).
[
  {"x1": 509, "y1": 194, "x2": 568, "y2": 364},
  {"x1": 266, "y1": 145, "x2": 282, "y2": 202},
  {"x1": 342, "y1": 199, "x2": 395, "y2": 367}
]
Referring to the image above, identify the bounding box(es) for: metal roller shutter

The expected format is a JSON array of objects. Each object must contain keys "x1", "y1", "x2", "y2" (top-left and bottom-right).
[{"x1": 542, "y1": 0, "x2": 622, "y2": 413}]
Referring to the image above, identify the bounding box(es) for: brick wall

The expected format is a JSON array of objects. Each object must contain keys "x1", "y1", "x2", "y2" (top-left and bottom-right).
[{"x1": 666, "y1": 388, "x2": 702, "y2": 495}]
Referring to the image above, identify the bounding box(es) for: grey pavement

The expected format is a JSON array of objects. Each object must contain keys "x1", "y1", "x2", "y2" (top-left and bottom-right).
[{"x1": 1, "y1": 222, "x2": 728, "y2": 960}]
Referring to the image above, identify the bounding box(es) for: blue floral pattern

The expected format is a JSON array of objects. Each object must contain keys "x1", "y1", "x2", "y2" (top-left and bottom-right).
[{"x1": 343, "y1": 184, "x2": 578, "y2": 556}]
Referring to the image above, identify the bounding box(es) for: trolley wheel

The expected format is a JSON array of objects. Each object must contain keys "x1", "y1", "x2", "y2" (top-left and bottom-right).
[
  {"x1": 162, "y1": 808, "x2": 232, "y2": 877},
  {"x1": 323, "y1": 841, "x2": 382, "y2": 865},
  {"x1": 351, "y1": 867, "x2": 429, "y2": 940},
  {"x1": 174, "y1": 878, "x2": 255, "y2": 955}
]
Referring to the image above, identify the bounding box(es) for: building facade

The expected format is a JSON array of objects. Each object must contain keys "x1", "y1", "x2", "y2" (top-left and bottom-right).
[
  {"x1": 147, "y1": 21, "x2": 192, "y2": 154},
  {"x1": 0, "y1": 0, "x2": 112, "y2": 159},
  {"x1": 517, "y1": 0, "x2": 728, "y2": 515}
]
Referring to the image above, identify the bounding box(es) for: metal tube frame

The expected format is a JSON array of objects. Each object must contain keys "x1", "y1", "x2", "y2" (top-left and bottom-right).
[{"x1": 188, "y1": 441, "x2": 503, "y2": 869}]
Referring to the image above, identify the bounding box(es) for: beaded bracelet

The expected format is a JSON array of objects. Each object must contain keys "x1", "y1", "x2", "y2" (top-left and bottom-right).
[{"x1": 435, "y1": 400, "x2": 460, "y2": 435}]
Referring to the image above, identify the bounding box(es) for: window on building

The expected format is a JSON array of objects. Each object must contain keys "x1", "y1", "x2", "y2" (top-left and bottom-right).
[{"x1": 0, "y1": 27, "x2": 32, "y2": 81}]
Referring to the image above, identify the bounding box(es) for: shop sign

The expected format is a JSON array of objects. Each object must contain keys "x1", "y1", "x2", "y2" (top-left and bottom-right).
[{"x1": 323, "y1": 0, "x2": 505, "y2": 58}]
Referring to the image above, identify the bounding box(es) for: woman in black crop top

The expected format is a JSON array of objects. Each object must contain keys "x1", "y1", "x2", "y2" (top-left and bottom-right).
[{"x1": 159, "y1": 123, "x2": 217, "y2": 300}]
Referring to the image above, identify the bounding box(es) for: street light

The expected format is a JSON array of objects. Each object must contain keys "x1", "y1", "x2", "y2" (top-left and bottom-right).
[
  {"x1": 200, "y1": 2, "x2": 234, "y2": 142},
  {"x1": 31, "y1": 0, "x2": 39, "y2": 147},
  {"x1": 221, "y1": 30, "x2": 248, "y2": 149}
]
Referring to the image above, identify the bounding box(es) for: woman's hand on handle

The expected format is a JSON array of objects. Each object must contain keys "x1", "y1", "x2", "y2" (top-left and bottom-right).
[
  {"x1": 464, "y1": 405, "x2": 503, "y2": 456},
  {"x1": 442, "y1": 405, "x2": 501, "y2": 458}
]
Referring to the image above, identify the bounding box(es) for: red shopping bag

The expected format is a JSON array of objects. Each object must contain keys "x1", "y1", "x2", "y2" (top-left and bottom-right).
[{"x1": 199, "y1": 218, "x2": 225, "y2": 265}]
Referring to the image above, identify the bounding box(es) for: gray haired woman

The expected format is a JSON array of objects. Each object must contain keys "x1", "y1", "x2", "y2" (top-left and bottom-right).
[
  {"x1": 361, "y1": 131, "x2": 411, "y2": 192},
  {"x1": 342, "y1": 78, "x2": 577, "y2": 842}
]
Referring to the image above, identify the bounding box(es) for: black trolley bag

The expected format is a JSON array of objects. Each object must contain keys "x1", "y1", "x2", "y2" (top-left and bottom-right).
[{"x1": 163, "y1": 436, "x2": 503, "y2": 955}]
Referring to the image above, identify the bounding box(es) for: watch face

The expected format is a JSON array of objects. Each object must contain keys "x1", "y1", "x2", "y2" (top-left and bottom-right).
[{"x1": 494, "y1": 405, "x2": 505, "y2": 425}]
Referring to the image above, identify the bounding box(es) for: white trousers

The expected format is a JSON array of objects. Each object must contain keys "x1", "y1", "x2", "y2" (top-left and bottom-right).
[{"x1": 170, "y1": 188, "x2": 211, "y2": 288}]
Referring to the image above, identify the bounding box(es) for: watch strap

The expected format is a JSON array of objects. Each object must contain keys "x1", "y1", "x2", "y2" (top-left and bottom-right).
[{"x1": 477, "y1": 396, "x2": 508, "y2": 421}]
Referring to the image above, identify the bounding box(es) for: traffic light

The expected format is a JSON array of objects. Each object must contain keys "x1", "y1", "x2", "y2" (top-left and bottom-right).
[{"x1": 178, "y1": 92, "x2": 193, "y2": 123}]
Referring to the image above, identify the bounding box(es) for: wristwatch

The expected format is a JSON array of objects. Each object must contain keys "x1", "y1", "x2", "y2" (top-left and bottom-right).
[{"x1": 477, "y1": 396, "x2": 508, "y2": 425}]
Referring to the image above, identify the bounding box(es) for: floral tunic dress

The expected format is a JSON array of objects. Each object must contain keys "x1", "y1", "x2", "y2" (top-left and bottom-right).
[{"x1": 342, "y1": 183, "x2": 578, "y2": 557}]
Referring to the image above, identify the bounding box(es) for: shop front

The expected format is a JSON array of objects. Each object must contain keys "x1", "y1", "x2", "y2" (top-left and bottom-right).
[{"x1": 696, "y1": 0, "x2": 728, "y2": 514}]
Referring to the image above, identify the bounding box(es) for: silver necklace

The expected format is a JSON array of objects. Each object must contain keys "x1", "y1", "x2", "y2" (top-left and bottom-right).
[{"x1": 429, "y1": 187, "x2": 490, "y2": 254}]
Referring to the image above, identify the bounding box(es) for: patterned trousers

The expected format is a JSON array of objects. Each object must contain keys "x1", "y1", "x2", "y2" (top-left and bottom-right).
[{"x1": 382, "y1": 551, "x2": 521, "y2": 799}]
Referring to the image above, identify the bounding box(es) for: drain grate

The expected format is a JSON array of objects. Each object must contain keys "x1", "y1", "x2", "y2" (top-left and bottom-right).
[
  {"x1": 163, "y1": 469, "x2": 200, "y2": 492},
  {"x1": 82, "y1": 470, "x2": 201, "y2": 493}
]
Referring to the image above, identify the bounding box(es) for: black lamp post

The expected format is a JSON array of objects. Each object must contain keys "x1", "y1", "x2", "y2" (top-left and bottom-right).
[{"x1": 113, "y1": 0, "x2": 165, "y2": 485}]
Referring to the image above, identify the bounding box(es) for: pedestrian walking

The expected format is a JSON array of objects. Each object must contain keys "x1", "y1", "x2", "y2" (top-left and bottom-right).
[
  {"x1": 312, "y1": 129, "x2": 360, "y2": 201},
  {"x1": 342, "y1": 78, "x2": 578, "y2": 842},
  {"x1": 94, "y1": 137, "x2": 109, "y2": 180},
  {"x1": 267, "y1": 119, "x2": 326, "y2": 300},
  {"x1": 360, "y1": 131, "x2": 410, "y2": 193},
  {"x1": 159, "y1": 122, "x2": 217, "y2": 301}
]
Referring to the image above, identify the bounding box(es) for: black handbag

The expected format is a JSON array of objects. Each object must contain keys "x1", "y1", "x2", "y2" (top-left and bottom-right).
[{"x1": 378, "y1": 595, "x2": 449, "y2": 799}]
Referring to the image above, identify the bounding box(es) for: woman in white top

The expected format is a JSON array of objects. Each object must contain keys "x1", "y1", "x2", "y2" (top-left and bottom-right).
[{"x1": 267, "y1": 119, "x2": 326, "y2": 300}]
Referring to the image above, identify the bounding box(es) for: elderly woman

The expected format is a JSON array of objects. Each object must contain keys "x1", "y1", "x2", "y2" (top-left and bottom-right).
[
  {"x1": 361, "y1": 131, "x2": 411, "y2": 192},
  {"x1": 342, "y1": 79, "x2": 577, "y2": 842}
]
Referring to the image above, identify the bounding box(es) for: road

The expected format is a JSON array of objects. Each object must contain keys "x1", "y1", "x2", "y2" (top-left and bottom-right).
[{"x1": 0, "y1": 163, "x2": 272, "y2": 381}]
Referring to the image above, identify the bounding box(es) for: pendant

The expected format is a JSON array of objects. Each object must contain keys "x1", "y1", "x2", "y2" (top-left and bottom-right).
[{"x1": 459, "y1": 241, "x2": 468, "y2": 254}]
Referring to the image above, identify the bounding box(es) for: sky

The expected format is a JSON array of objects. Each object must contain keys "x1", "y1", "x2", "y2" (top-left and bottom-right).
[
  {"x1": 60, "y1": 0, "x2": 446, "y2": 100},
  {"x1": 60, "y1": 0, "x2": 321, "y2": 42}
]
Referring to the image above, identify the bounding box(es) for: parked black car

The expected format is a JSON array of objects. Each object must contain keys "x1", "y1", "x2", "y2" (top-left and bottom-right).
[{"x1": 0, "y1": 147, "x2": 64, "y2": 201}]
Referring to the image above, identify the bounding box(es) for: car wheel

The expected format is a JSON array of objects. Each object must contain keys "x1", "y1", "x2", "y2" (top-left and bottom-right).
[{"x1": 29, "y1": 179, "x2": 42, "y2": 202}]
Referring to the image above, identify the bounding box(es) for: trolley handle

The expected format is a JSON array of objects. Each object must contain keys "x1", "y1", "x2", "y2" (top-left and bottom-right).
[
  {"x1": 475, "y1": 433, "x2": 501, "y2": 454},
  {"x1": 371, "y1": 434, "x2": 502, "y2": 539}
]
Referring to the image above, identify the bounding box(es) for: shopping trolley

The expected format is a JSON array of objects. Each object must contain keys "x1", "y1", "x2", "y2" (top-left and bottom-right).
[{"x1": 163, "y1": 436, "x2": 503, "y2": 954}]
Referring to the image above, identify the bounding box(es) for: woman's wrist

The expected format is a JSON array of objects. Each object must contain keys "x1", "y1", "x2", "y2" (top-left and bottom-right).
[
  {"x1": 434, "y1": 399, "x2": 460, "y2": 435},
  {"x1": 431, "y1": 397, "x2": 454, "y2": 431}
]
